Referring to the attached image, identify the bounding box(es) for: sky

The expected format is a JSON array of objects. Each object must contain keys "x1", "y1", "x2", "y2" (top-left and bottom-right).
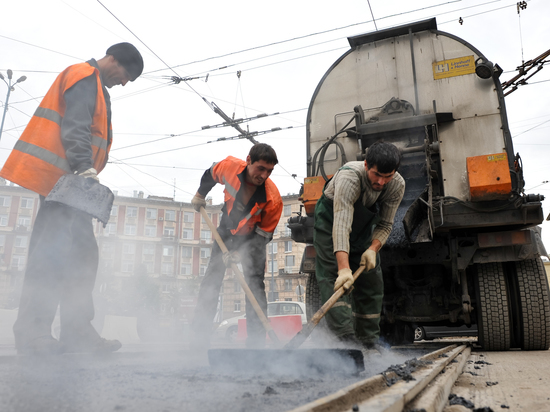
[{"x1": 1, "y1": 0, "x2": 550, "y2": 242}]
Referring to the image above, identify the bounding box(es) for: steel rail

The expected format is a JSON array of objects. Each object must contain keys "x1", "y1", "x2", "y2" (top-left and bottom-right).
[{"x1": 288, "y1": 344, "x2": 470, "y2": 412}]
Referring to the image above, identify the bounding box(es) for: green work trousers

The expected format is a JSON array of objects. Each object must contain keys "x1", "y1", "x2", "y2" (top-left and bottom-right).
[{"x1": 313, "y1": 193, "x2": 384, "y2": 344}]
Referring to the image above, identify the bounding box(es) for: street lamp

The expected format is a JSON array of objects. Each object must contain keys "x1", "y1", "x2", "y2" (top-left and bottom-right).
[{"x1": 0, "y1": 69, "x2": 27, "y2": 142}]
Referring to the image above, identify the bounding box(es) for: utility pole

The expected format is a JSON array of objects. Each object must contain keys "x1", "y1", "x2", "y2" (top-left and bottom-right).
[{"x1": 0, "y1": 69, "x2": 27, "y2": 142}]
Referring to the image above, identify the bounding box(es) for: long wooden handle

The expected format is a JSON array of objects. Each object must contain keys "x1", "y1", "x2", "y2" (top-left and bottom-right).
[
  {"x1": 308, "y1": 265, "x2": 365, "y2": 326},
  {"x1": 199, "y1": 207, "x2": 280, "y2": 344},
  {"x1": 284, "y1": 265, "x2": 365, "y2": 349}
]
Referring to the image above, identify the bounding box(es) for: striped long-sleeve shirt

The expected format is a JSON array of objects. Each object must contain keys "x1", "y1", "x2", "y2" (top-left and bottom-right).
[{"x1": 323, "y1": 161, "x2": 405, "y2": 253}]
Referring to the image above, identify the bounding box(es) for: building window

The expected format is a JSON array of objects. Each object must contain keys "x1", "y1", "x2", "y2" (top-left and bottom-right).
[
  {"x1": 122, "y1": 243, "x2": 135, "y2": 255},
  {"x1": 285, "y1": 255, "x2": 295, "y2": 271},
  {"x1": 146, "y1": 208, "x2": 157, "y2": 220},
  {"x1": 14, "y1": 236, "x2": 28, "y2": 248},
  {"x1": 143, "y1": 243, "x2": 155, "y2": 255},
  {"x1": 234, "y1": 281, "x2": 242, "y2": 293},
  {"x1": 273, "y1": 227, "x2": 278, "y2": 236},
  {"x1": 11, "y1": 255, "x2": 25, "y2": 271},
  {"x1": 161, "y1": 263, "x2": 174, "y2": 276},
  {"x1": 161, "y1": 284, "x2": 170, "y2": 293},
  {"x1": 165, "y1": 210, "x2": 176, "y2": 221},
  {"x1": 163, "y1": 245, "x2": 174, "y2": 257},
  {"x1": 102, "y1": 242, "x2": 115, "y2": 256},
  {"x1": 284, "y1": 279, "x2": 293, "y2": 291},
  {"x1": 283, "y1": 204, "x2": 292, "y2": 217},
  {"x1": 0, "y1": 214, "x2": 7, "y2": 227},
  {"x1": 105, "y1": 222, "x2": 117, "y2": 235},
  {"x1": 268, "y1": 241, "x2": 278, "y2": 255},
  {"x1": 199, "y1": 264, "x2": 207, "y2": 276},
  {"x1": 181, "y1": 246, "x2": 192, "y2": 258},
  {"x1": 163, "y1": 227, "x2": 175, "y2": 237},
  {"x1": 0, "y1": 196, "x2": 11, "y2": 207},
  {"x1": 284, "y1": 224, "x2": 291, "y2": 237},
  {"x1": 0, "y1": 234, "x2": 6, "y2": 247},
  {"x1": 126, "y1": 206, "x2": 138, "y2": 218},
  {"x1": 124, "y1": 224, "x2": 136, "y2": 236},
  {"x1": 181, "y1": 263, "x2": 192, "y2": 275},
  {"x1": 110, "y1": 205, "x2": 118, "y2": 216},
  {"x1": 122, "y1": 260, "x2": 134, "y2": 273},
  {"x1": 144, "y1": 225, "x2": 156, "y2": 237},
  {"x1": 20, "y1": 197, "x2": 34, "y2": 209},
  {"x1": 234, "y1": 300, "x2": 241, "y2": 312},
  {"x1": 144, "y1": 262, "x2": 154, "y2": 274},
  {"x1": 268, "y1": 260, "x2": 278, "y2": 273},
  {"x1": 285, "y1": 241, "x2": 292, "y2": 253},
  {"x1": 201, "y1": 213, "x2": 212, "y2": 224},
  {"x1": 182, "y1": 229, "x2": 193, "y2": 239},
  {"x1": 18, "y1": 216, "x2": 31, "y2": 227},
  {"x1": 183, "y1": 211, "x2": 194, "y2": 223},
  {"x1": 200, "y1": 230, "x2": 211, "y2": 242},
  {"x1": 200, "y1": 247, "x2": 211, "y2": 258}
]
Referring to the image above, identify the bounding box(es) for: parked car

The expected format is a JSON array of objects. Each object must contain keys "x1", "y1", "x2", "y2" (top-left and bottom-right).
[
  {"x1": 414, "y1": 324, "x2": 478, "y2": 341},
  {"x1": 215, "y1": 301, "x2": 306, "y2": 342}
]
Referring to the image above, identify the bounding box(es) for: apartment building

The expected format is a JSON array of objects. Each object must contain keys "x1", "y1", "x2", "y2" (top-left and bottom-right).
[{"x1": 0, "y1": 180, "x2": 308, "y2": 327}]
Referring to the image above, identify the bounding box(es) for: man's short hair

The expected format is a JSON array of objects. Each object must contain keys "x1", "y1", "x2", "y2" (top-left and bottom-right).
[
  {"x1": 249, "y1": 143, "x2": 278, "y2": 165},
  {"x1": 365, "y1": 141, "x2": 401, "y2": 173}
]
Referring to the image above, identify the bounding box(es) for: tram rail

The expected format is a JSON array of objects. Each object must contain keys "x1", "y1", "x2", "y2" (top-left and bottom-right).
[{"x1": 289, "y1": 344, "x2": 471, "y2": 412}]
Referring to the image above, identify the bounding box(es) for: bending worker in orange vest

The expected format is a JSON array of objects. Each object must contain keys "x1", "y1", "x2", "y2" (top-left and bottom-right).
[
  {"x1": 191, "y1": 143, "x2": 283, "y2": 349},
  {"x1": 0, "y1": 43, "x2": 143, "y2": 355}
]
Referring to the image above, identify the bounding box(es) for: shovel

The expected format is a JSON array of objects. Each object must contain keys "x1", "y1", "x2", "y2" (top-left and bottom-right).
[
  {"x1": 45, "y1": 173, "x2": 114, "y2": 227},
  {"x1": 284, "y1": 264, "x2": 366, "y2": 349},
  {"x1": 199, "y1": 207, "x2": 280, "y2": 345}
]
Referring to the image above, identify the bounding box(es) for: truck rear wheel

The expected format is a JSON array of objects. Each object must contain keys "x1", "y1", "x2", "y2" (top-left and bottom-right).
[
  {"x1": 513, "y1": 258, "x2": 550, "y2": 350},
  {"x1": 475, "y1": 262, "x2": 511, "y2": 351},
  {"x1": 305, "y1": 272, "x2": 321, "y2": 322}
]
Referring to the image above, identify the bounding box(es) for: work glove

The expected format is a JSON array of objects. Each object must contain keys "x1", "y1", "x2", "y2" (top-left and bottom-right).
[
  {"x1": 334, "y1": 268, "x2": 354, "y2": 292},
  {"x1": 191, "y1": 195, "x2": 206, "y2": 212},
  {"x1": 222, "y1": 251, "x2": 241, "y2": 267},
  {"x1": 360, "y1": 249, "x2": 377, "y2": 272},
  {"x1": 78, "y1": 168, "x2": 99, "y2": 183}
]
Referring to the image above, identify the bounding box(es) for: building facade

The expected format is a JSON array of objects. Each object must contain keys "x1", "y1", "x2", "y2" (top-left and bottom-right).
[{"x1": 0, "y1": 181, "x2": 308, "y2": 330}]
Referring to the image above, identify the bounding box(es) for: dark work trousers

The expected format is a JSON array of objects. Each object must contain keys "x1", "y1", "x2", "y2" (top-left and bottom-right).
[
  {"x1": 192, "y1": 227, "x2": 268, "y2": 348},
  {"x1": 13, "y1": 198, "x2": 101, "y2": 348},
  {"x1": 313, "y1": 189, "x2": 384, "y2": 345}
]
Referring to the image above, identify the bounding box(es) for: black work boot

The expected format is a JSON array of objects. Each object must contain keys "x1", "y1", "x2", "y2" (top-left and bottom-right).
[{"x1": 337, "y1": 334, "x2": 363, "y2": 350}]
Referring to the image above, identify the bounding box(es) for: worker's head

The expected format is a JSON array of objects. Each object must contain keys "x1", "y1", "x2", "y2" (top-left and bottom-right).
[
  {"x1": 364, "y1": 142, "x2": 401, "y2": 191},
  {"x1": 245, "y1": 143, "x2": 278, "y2": 186},
  {"x1": 98, "y1": 43, "x2": 144, "y2": 88}
]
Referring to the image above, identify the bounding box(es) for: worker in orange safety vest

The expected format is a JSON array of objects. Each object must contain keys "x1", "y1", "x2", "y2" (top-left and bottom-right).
[
  {"x1": 190, "y1": 143, "x2": 283, "y2": 349},
  {"x1": 0, "y1": 43, "x2": 143, "y2": 356}
]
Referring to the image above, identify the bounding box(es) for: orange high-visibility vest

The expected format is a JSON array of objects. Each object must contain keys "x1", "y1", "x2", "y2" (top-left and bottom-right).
[
  {"x1": 210, "y1": 156, "x2": 283, "y2": 239},
  {"x1": 0, "y1": 62, "x2": 112, "y2": 197}
]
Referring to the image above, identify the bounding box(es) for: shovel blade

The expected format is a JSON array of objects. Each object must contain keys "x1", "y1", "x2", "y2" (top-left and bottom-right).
[{"x1": 45, "y1": 174, "x2": 114, "y2": 225}]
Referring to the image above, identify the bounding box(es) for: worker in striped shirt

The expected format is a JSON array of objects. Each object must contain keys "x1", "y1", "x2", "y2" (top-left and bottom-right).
[{"x1": 313, "y1": 141, "x2": 405, "y2": 353}]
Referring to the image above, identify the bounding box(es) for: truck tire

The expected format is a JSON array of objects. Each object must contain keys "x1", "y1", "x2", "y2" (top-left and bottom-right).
[
  {"x1": 305, "y1": 272, "x2": 321, "y2": 322},
  {"x1": 475, "y1": 262, "x2": 511, "y2": 351},
  {"x1": 513, "y1": 258, "x2": 550, "y2": 350}
]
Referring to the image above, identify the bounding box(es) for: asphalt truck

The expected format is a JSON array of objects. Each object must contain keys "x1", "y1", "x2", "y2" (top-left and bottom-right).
[{"x1": 288, "y1": 18, "x2": 550, "y2": 351}]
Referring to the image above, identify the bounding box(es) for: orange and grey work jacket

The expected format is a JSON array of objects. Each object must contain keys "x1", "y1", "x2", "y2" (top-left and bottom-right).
[
  {"x1": 198, "y1": 156, "x2": 283, "y2": 241},
  {"x1": 0, "y1": 62, "x2": 111, "y2": 197}
]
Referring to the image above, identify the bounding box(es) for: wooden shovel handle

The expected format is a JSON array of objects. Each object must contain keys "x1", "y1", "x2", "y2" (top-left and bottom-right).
[{"x1": 199, "y1": 207, "x2": 280, "y2": 344}]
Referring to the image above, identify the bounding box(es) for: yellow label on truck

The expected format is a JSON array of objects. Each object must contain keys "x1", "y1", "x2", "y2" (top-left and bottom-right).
[{"x1": 433, "y1": 55, "x2": 475, "y2": 80}]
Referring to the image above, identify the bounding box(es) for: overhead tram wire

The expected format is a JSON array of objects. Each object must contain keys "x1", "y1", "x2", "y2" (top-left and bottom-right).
[
  {"x1": 111, "y1": 107, "x2": 307, "y2": 152},
  {"x1": 96, "y1": 0, "x2": 261, "y2": 145},
  {"x1": 109, "y1": 155, "x2": 196, "y2": 197},
  {"x1": 144, "y1": 0, "x2": 462, "y2": 76},
  {"x1": 367, "y1": 0, "x2": 378, "y2": 30},
  {"x1": 162, "y1": 1, "x2": 518, "y2": 84}
]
